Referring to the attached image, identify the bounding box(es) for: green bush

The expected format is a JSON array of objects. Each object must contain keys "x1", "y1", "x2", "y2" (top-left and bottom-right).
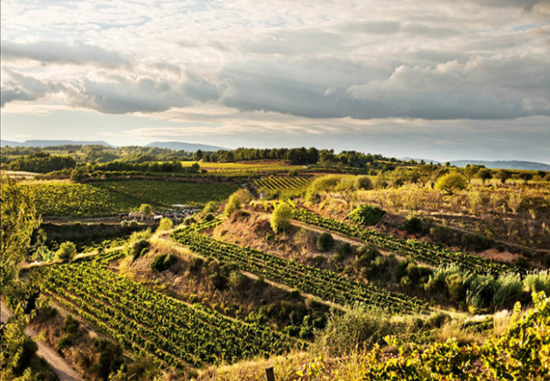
[
  {"x1": 270, "y1": 203, "x2": 293, "y2": 233},
  {"x1": 405, "y1": 215, "x2": 423, "y2": 234},
  {"x1": 348, "y1": 205, "x2": 386, "y2": 226},
  {"x1": 158, "y1": 217, "x2": 174, "y2": 231},
  {"x1": 203, "y1": 213, "x2": 215, "y2": 222},
  {"x1": 317, "y1": 233, "x2": 335, "y2": 252},
  {"x1": 55, "y1": 241, "x2": 77, "y2": 262},
  {"x1": 150, "y1": 254, "x2": 177, "y2": 272}
]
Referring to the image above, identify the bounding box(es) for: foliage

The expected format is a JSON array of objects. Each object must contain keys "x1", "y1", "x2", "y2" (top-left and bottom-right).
[
  {"x1": 271, "y1": 203, "x2": 293, "y2": 233},
  {"x1": 478, "y1": 169, "x2": 493, "y2": 183},
  {"x1": 348, "y1": 205, "x2": 386, "y2": 226},
  {"x1": 23, "y1": 180, "x2": 239, "y2": 217},
  {"x1": 150, "y1": 254, "x2": 177, "y2": 272},
  {"x1": 435, "y1": 172, "x2": 468, "y2": 194},
  {"x1": 316, "y1": 233, "x2": 335, "y2": 252},
  {"x1": 35, "y1": 257, "x2": 291, "y2": 367},
  {"x1": 55, "y1": 241, "x2": 77, "y2": 262},
  {"x1": 172, "y1": 229, "x2": 425, "y2": 313},
  {"x1": 293, "y1": 209, "x2": 514, "y2": 275},
  {"x1": 139, "y1": 204, "x2": 153, "y2": 215},
  {"x1": 157, "y1": 217, "x2": 174, "y2": 231}
]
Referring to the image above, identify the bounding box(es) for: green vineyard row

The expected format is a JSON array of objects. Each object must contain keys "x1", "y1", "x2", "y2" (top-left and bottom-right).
[
  {"x1": 22, "y1": 180, "x2": 239, "y2": 217},
  {"x1": 171, "y1": 229, "x2": 426, "y2": 313},
  {"x1": 255, "y1": 177, "x2": 311, "y2": 191},
  {"x1": 292, "y1": 209, "x2": 514, "y2": 275},
  {"x1": 36, "y1": 259, "x2": 291, "y2": 368}
]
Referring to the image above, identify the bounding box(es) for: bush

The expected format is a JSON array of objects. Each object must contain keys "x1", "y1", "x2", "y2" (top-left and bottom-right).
[
  {"x1": 405, "y1": 215, "x2": 423, "y2": 234},
  {"x1": 202, "y1": 201, "x2": 218, "y2": 214},
  {"x1": 64, "y1": 314, "x2": 80, "y2": 334},
  {"x1": 270, "y1": 203, "x2": 293, "y2": 233},
  {"x1": 348, "y1": 205, "x2": 386, "y2": 226},
  {"x1": 355, "y1": 176, "x2": 373, "y2": 190},
  {"x1": 524, "y1": 272, "x2": 550, "y2": 294},
  {"x1": 150, "y1": 254, "x2": 177, "y2": 272},
  {"x1": 139, "y1": 203, "x2": 153, "y2": 215},
  {"x1": 55, "y1": 241, "x2": 77, "y2": 262},
  {"x1": 435, "y1": 173, "x2": 468, "y2": 194},
  {"x1": 157, "y1": 217, "x2": 174, "y2": 231},
  {"x1": 337, "y1": 242, "x2": 352, "y2": 257},
  {"x1": 56, "y1": 334, "x2": 73, "y2": 352},
  {"x1": 224, "y1": 194, "x2": 241, "y2": 216},
  {"x1": 203, "y1": 213, "x2": 215, "y2": 222},
  {"x1": 128, "y1": 238, "x2": 149, "y2": 262},
  {"x1": 425, "y1": 311, "x2": 450, "y2": 328},
  {"x1": 317, "y1": 233, "x2": 335, "y2": 252},
  {"x1": 183, "y1": 216, "x2": 195, "y2": 226}
]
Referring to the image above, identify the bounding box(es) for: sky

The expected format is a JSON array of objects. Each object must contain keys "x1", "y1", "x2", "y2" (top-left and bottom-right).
[{"x1": 1, "y1": 0, "x2": 550, "y2": 163}]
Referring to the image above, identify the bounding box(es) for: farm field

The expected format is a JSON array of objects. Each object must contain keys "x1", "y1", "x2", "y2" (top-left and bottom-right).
[
  {"x1": 35, "y1": 254, "x2": 291, "y2": 368},
  {"x1": 171, "y1": 228, "x2": 426, "y2": 313},
  {"x1": 22, "y1": 180, "x2": 239, "y2": 217},
  {"x1": 254, "y1": 176, "x2": 312, "y2": 192},
  {"x1": 292, "y1": 208, "x2": 515, "y2": 275}
]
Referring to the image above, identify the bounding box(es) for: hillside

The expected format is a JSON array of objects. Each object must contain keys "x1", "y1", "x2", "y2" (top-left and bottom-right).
[
  {"x1": 450, "y1": 160, "x2": 550, "y2": 171},
  {"x1": 146, "y1": 141, "x2": 226, "y2": 152}
]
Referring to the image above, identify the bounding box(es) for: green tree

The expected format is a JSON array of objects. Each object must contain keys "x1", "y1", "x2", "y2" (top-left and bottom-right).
[
  {"x1": 270, "y1": 203, "x2": 293, "y2": 233},
  {"x1": 55, "y1": 241, "x2": 77, "y2": 262},
  {"x1": 0, "y1": 172, "x2": 41, "y2": 379},
  {"x1": 478, "y1": 169, "x2": 493, "y2": 184},
  {"x1": 157, "y1": 217, "x2": 174, "y2": 231},
  {"x1": 496, "y1": 169, "x2": 512, "y2": 184},
  {"x1": 435, "y1": 173, "x2": 468, "y2": 194},
  {"x1": 519, "y1": 172, "x2": 533, "y2": 184},
  {"x1": 317, "y1": 233, "x2": 335, "y2": 252},
  {"x1": 139, "y1": 204, "x2": 153, "y2": 215}
]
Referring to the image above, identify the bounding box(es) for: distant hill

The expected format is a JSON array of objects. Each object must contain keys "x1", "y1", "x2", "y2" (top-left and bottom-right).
[
  {"x1": 401, "y1": 157, "x2": 550, "y2": 171},
  {"x1": 146, "y1": 141, "x2": 226, "y2": 152},
  {"x1": 1, "y1": 140, "x2": 111, "y2": 147},
  {"x1": 450, "y1": 160, "x2": 550, "y2": 171}
]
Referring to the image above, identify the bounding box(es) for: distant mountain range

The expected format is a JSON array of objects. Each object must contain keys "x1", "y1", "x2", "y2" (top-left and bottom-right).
[
  {"x1": 1, "y1": 140, "x2": 225, "y2": 152},
  {"x1": 402, "y1": 157, "x2": 550, "y2": 171},
  {"x1": 449, "y1": 160, "x2": 550, "y2": 171},
  {"x1": 2, "y1": 140, "x2": 111, "y2": 147},
  {"x1": 145, "y1": 141, "x2": 226, "y2": 152}
]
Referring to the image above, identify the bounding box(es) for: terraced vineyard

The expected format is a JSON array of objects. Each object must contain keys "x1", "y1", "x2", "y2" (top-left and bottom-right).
[
  {"x1": 293, "y1": 209, "x2": 514, "y2": 275},
  {"x1": 22, "y1": 180, "x2": 239, "y2": 216},
  {"x1": 36, "y1": 257, "x2": 290, "y2": 367},
  {"x1": 171, "y1": 228, "x2": 426, "y2": 313},
  {"x1": 255, "y1": 176, "x2": 312, "y2": 191}
]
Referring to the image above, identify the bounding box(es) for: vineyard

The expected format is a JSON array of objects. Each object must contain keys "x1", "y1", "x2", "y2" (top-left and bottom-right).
[
  {"x1": 254, "y1": 176, "x2": 312, "y2": 192},
  {"x1": 293, "y1": 209, "x2": 514, "y2": 275},
  {"x1": 171, "y1": 228, "x2": 426, "y2": 313},
  {"x1": 35, "y1": 256, "x2": 291, "y2": 368},
  {"x1": 22, "y1": 180, "x2": 239, "y2": 216}
]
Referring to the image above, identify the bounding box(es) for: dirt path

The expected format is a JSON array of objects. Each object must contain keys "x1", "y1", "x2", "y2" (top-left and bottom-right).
[{"x1": 1, "y1": 302, "x2": 84, "y2": 381}]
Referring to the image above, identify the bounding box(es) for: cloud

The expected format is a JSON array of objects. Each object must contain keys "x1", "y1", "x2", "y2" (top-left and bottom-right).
[
  {"x1": 1, "y1": 69, "x2": 59, "y2": 106},
  {"x1": 2, "y1": 40, "x2": 131, "y2": 68}
]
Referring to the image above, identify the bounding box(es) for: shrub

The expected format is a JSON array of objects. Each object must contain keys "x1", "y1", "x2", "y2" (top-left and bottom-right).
[
  {"x1": 202, "y1": 201, "x2": 218, "y2": 214},
  {"x1": 139, "y1": 203, "x2": 153, "y2": 215},
  {"x1": 128, "y1": 238, "x2": 149, "y2": 262},
  {"x1": 317, "y1": 233, "x2": 335, "y2": 252},
  {"x1": 492, "y1": 274, "x2": 523, "y2": 309},
  {"x1": 64, "y1": 314, "x2": 80, "y2": 334},
  {"x1": 56, "y1": 334, "x2": 73, "y2": 352},
  {"x1": 355, "y1": 176, "x2": 373, "y2": 190},
  {"x1": 337, "y1": 242, "x2": 352, "y2": 257},
  {"x1": 157, "y1": 217, "x2": 174, "y2": 231},
  {"x1": 270, "y1": 203, "x2": 293, "y2": 233},
  {"x1": 348, "y1": 205, "x2": 386, "y2": 226},
  {"x1": 224, "y1": 194, "x2": 241, "y2": 216},
  {"x1": 55, "y1": 241, "x2": 77, "y2": 262},
  {"x1": 150, "y1": 254, "x2": 177, "y2": 272},
  {"x1": 317, "y1": 306, "x2": 402, "y2": 356},
  {"x1": 183, "y1": 216, "x2": 195, "y2": 226},
  {"x1": 203, "y1": 213, "x2": 215, "y2": 222},
  {"x1": 228, "y1": 271, "x2": 248, "y2": 291},
  {"x1": 405, "y1": 215, "x2": 423, "y2": 234},
  {"x1": 435, "y1": 173, "x2": 468, "y2": 194},
  {"x1": 425, "y1": 311, "x2": 450, "y2": 328},
  {"x1": 524, "y1": 272, "x2": 550, "y2": 294}
]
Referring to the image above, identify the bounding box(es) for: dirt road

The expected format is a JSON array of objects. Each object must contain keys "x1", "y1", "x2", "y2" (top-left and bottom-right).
[{"x1": 1, "y1": 302, "x2": 84, "y2": 381}]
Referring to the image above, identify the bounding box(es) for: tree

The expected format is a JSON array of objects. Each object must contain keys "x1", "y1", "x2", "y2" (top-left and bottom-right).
[
  {"x1": 270, "y1": 203, "x2": 293, "y2": 233},
  {"x1": 355, "y1": 176, "x2": 373, "y2": 190},
  {"x1": 157, "y1": 218, "x2": 174, "y2": 232},
  {"x1": 55, "y1": 241, "x2": 77, "y2": 262},
  {"x1": 224, "y1": 194, "x2": 241, "y2": 216},
  {"x1": 478, "y1": 169, "x2": 493, "y2": 184},
  {"x1": 317, "y1": 233, "x2": 335, "y2": 252},
  {"x1": 139, "y1": 204, "x2": 153, "y2": 215},
  {"x1": 496, "y1": 169, "x2": 512, "y2": 184},
  {"x1": 434, "y1": 173, "x2": 468, "y2": 194},
  {"x1": 0, "y1": 172, "x2": 41, "y2": 379},
  {"x1": 463, "y1": 165, "x2": 481, "y2": 183},
  {"x1": 519, "y1": 172, "x2": 533, "y2": 184}
]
